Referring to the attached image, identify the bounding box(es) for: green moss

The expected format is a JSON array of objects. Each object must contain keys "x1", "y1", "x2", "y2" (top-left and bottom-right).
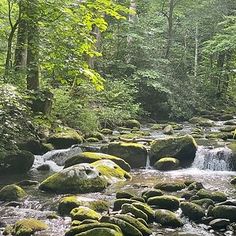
[
  {"x1": 132, "y1": 202, "x2": 155, "y2": 222},
  {"x1": 142, "y1": 189, "x2": 163, "y2": 200},
  {"x1": 0, "y1": 184, "x2": 27, "y2": 201},
  {"x1": 70, "y1": 206, "x2": 101, "y2": 221},
  {"x1": 88, "y1": 200, "x2": 110, "y2": 213},
  {"x1": 154, "y1": 157, "x2": 180, "y2": 171},
  {"x1": 58, "y1": 196, "x2": 81, "y2": 216},
  {"x1": 113, "y1": 198, "x2": 138, "y2": 211},
  {"x1": 191, "y1": 198, "x2": 214, "y2": 209},
  {"x1": 147, "y1": 195, "x2": 180, "y2": 211},
  {"x1": 155, "y1": 209, "x2": 183, "y2": 228},
  {"x1": 151, "y1": 124, "x2": 162, "y2": 130},
  {"x1": 196, "y1": 189, "x2": 227, "y2": 202},
  {"x1": 210, "y1": 205, "x2": 236, "y2": 221},
  {"x1": 85, "y1": 132, "x2": 104, "y2": 141},
  {"x1": 124, "y1": 120, "x2": 141, "y2": 129},
  {"x1": 189, "y1": 117, "x2": 214, "y2": 127},
  {"x1": 71, "y1": 227, "x2": 123, "y2": 236},
  {"x1": 86, "y1": 138, "x2": 100, "y2": 143},
  {"x1": 180, "y1": 202, "x2": 205, "y2": 221},
  {"x1": 116, "y1": 191, "x2": 135, "y2": 199},
  {"x1": 12, "y1": 218, "x2": 47, "y2": 236},
  {"x1": 154, "y1": 181, "x2": 186, "y2": 192},
  {"x1": 121, "y1": 204, "x2": 148, "y2": 221}
]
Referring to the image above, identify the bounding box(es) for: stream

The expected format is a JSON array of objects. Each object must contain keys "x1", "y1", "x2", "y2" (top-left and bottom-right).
[{"x1": 0, "y1": 118, "x2": 236, "y2": 236}]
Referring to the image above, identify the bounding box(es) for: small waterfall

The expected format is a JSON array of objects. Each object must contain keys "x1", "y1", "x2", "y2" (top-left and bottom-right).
[
  {"x1": 145, "y1": 153, "x2": 152, "y2": 169},
  {"x1": 192, "y1": 146, "x2": 233, "y2": 171}
]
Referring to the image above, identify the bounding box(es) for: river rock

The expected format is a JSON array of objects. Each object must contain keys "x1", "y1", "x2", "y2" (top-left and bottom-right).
[
  {"x1": 47, "y1": 128, "x2": 83, "y2": 149},
  {"x1": 209, "y1": 218, "x2": 230, "y2": 229},
  {"x1": 70, "y1": 206, "x2": 101, "y2": 221},
  {"x1": 150, "y1": 135, "x2": 197, "y2": 167},
  {"x1": 228, "y1": 142, "x2": 236, "y2": 170},
  {"x1": 154, "y1": 157, "x2": 180, "y2": 171},
  {"x1": 113, "y1": 198, "x2": 139, "y2": 211},
  {"x1": 64, "y1": 152, "x2": 131, "y2": 172},
  {"x1": 189, "y1": 117, "x2": 214, "y2": 127},
  {"x1": 121, "y1": 204, "x2": 148, "y2": 221},
  {"x1": 154, "y1": 181, "x2": 186, "y2": 192},
  {"x1": 147, "y1": 195, "x2": 180, "y2": 211},
  {"x1": 132, "y1": 202, "x2": 155, "y2": 222},
  {"x1": 163, "y1": 125, "x2": 174, "y2": 135},
  {"x1": 39, "y1": 163, "x2": 107, "y2": 193},
  {"x1": 180, "y1": 202, "x2": 205, "y2": 221},
  {"x1": 124, "y1": 119, "x2": 141, "y2": 129},
  {"x1": 101, "y1": 142, "x2": 147, "y2": 168},
  {"x1": 0, "y1": 184, "x2": 27, "y2": 201},
  {"x1": 0, "y1": 150, "x2": 34, "y2": 175},
  {"x1": 210, "y1": 205, "x2": 236, "y2": 221},
  {"x1": 155, "y1": 209, "x2": 183, "y2": 228},
  {"x1": 196, "y1": 189, "x2": 227, "y2": 203},
  {"x1": 58, "y1": 196, "x2": 81, "y2": 216},
  {"x1": 116, "y1": 191, "x2": 135, "y2": 199},
  {"x1": 191, "y1": 198, "x2": 215, "y2": 209},
  {"x1": 142, "y1": 189, "x2": 164, "y2": 200}
]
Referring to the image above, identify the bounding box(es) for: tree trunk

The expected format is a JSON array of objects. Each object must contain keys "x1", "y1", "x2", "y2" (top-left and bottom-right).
[
  {"x1": 194, "y1": 23, "x2": 199, "y2": 78},
  {"x1": 26, "y1": 0, "x2": 40, "y2": 90}
]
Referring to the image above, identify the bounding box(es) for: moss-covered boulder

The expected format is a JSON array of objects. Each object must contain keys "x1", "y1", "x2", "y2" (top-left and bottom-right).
[
  {"x1": 58, "y1": 196, "x2": 81, "y2": 216},
  {"x1": 191, "y1": 198, "x2": 214, "y2": 209},
  {"x1": 47, "y1": 128, "x2": 83, "y2": 149},
  {"x1": 88, "y1": 200, "x2": 110, "y2": 213},
  {"x1": 121, "y1": 204, "x2": 148, "y2": 221},
  {"x1": 113, "y1": 198, "x2": 139, "y2": 211},
  {"x1": 147, "y1": 195, "x2": 180, "y2": 211},
  {"x1": 124, "y1": 120, "x2": 141, "y2": 129},
  {"x1": 132, "y1": 202, "x2": 155, "y2": 222},
  {"x1": 10, "y1": 218, "x2": 47, "y2": 236},
  {"x1": 209, "y1": 218, "x2": 230, "y2": 229},
  {"x1": 69, "y1": 228, "x2": 123, "y2": 236},
  {"x1": 101, "y1": 129, "x2": 113, "y2": 135},
  {"x1": 230, "y1": 176, "x2": 236, "y2": 184},
  {"x1": 116, "y1": 191, "x2": 135, "y2": 199},
  {"x1": 180, "y1": 202, "x2": 205, "y2": 221},
  {"x1": 155, "y1": 209, "x2": 183, "y2": 228},
  {"x1": 91, "y1": 160, "x2": 131, "y2": 184},
  {"x1": 70, "y1": 206, "x2": 101, "y2": 221},
  {"x1": 150, "y1": 135, "x2": 197, "y2": 167},
  {"x1": 39, "y1": 163, "x2": 107, "y2": 194},
  {"x1": 0, "y1": 184, "x2": 27, "y2": 201},
  {"x1": 189, "y1": 117, "x2": 214, "y2": 127},
  {"x1": 196, "y1": 189, "x2": 227, "y2": 203},
  {"x1": 209, "y1": 205, "x2": 236, "y2": 221},
  {"x1": 142, "y1": 189, "x2": 163, "y2": 200},
  {"x1": 154, "y1": 157, "x2": 180, "y2": 171},
  {"x1": 64, "y1": 152, "x2": 131, "y2": 172},
  {"x1": 65, "y1": 223, "x2": 122, "y2": 236},
  {"x1": 0, "y1": 150, "x2": 34, "y2": 175},
  {"x1": 101, "y1": 142, "x2": 147, "y2": 168},
  {"x1": 154, "y1": 181, "x2": 186, "y2": 192}
]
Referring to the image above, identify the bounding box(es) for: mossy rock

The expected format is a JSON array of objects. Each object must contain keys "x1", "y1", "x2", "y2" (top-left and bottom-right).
[
  {"x1": 228, "y1": 142, "x2": 236, "y2": 170},
  {"x1": 65, "y1": 222, "x2": 122, "y2": 236},
  {"x1": 187, "y1": 182, "x2": 204, "y2": 191},
  {"x1": 101, "y1": 142, "x2": 147, "y2": 168},
  {"x1": 163, "y1": 125, "x2": 174, "y2": 135},
  {"x1": 113, "y1": 198, "x2": 138, "y2": 211},
  {"x1": 58, "y1": 196, "x2": 81, "y2": 216},
  {"x1": 86, "y1": 138, "x2": 100, "y2": 143},
  {"x1": 154, "y1": 157, "x2": 180, "y2": 171},
  {"x1": 115, "y1": 214, "x2": 152, "y2": 236},
  {"x1": 230, "y1": 177, "x2": 236, "y2": 184},
  {"x1": 124, "y1": 120, "x2": 141, "y2": 129},
  {"x1": 220, "y1": 126, "x2": 236, "y2": 132},
  {"x1": 64, "y1": 152, "x2": 131, "y2": 172},
  {"x1": 189, "y1": 117, "x2": 214, "y2": 127},
  {"x1": 196, "y1": 189, "x2": 227, "y2": 203},
  {"x1": 101, "y1": 129, "x2": 113, "y2": 135},
  {"x1": 147, "y1": 195, "x2": 180, "y2": 211},
  {"x1": 91, "y1": 159, "x2": 131, "y2": 184},
  {"x1": 116, "y1": 191, "x2": 135, "y2": 199},
  {"x1": 101, "y1": 215, "x2": 143, "y2": 236},
  {"x1": 85, "y1": 132, "x2": 105, "y2": 141},
  {"x1": 150, "y1": 135, "x2": 197, "y2": 167},
  {"x1": 191, "y1": 198, "x2": 214, "y2": 209},
  {"x1": 70, "y1": 206, "x2": 101, "y2": 221},
  {"x1": 154, "y1": 181, "x2": 186, "y2": 192},
  {"x1": 121, "y1": 204, "x2": 148, "y2": 222},
  {"x1": 142, "y1": 189, "x2": 163, "y2": 200},
  {"x1": 132, "y1": 202, "x2": 155, "y2": 222},
  {"x1": 155, "y1": 209, "x2": 183, "y2": 228},
  {"x1": 209, "y1": 218, "x2": 230, "y2": 229},
  {"x1": 39, "y1": 163, "x2": 107, "y2": 194},
  {"x1": 0, "y1": 150, "x2": 34, "y2": 175},
  {"x1": 88, "y1": 200, "x2": 110, "y2": 213},
  {"x1": 11, "y1": 218, "x2": 47, "y2": 236},
  {"x1": 119, "y1": 133, "x2": 143, "y2": 140},
  {"x1": 70, "y1": 227, "x2": 123, "y2": 236},
  {"x1": 0, "y1": 184, "x2": 27, "y2": 201},
  {"x1": 180, "y1": 202, "x2": 205, "y2": 221},
  {"x1": 210, "y1": 205, "x2": 236, "y2": 221},
  {"x1": 47, "y1": 128, "x2": 83, "y2": 149},
  {"x1": 151, "y1": 124, "x2": 162, "y2": 130}
]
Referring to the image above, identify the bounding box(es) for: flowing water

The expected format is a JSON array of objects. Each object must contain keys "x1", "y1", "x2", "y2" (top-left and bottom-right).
[{"x1": 1, "y1": 119, "x2": 236, "y2": 235}]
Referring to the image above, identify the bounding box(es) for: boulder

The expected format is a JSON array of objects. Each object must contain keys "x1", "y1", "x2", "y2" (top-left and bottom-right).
[
  {"x1": 121, "y1": 204, "x2": 148, "y2": 222},
  {"x1": 163, "y1": 125, "x2": 174, "y2": 135},
  {"x1": 210, "y1": 205, "x2": 236, "y2": 221},
  {"x1": 155, "y1": 209, "x2": 183, "y2": 228},
  {"x1": 0, "y1": 150, "x2": 34, "y2": 175},
  {"x1": 47, "y1": 128, "x2": 83, "y2": 149},
  {"x1": 228, "y1": 142, "x2": 236, "y2": 170},
  {"x1": 39, "y1": 163, "x2": 107, "y2": 194},
  {"x1": 64, "y1": 152, "x2": 131, "y2": 172},
  {"x1": 189, "y1": 117, "x2": 214, "y2": 127},
  {"x1": 58, "y1": 196, "x2": 81, "y2": 216},
  {"x1": 70, "y1": 206, "x2": 101, "y2": 221},
  {"x1": 154, "y1": 181, "x2": 186, "y2": 192},
  {"x1": 196, "y1": 189, "x2": 227, "y2": 203},
  {"x1": 100, "y1": 129, "x2": 113, "y2": 135},
  {"x1": 142, "y1": 189, "x2": 163, "y2": 200},
  {"x1": 230, "y1": 177, "x2": 236, "y2": 184},
  {"x1": 150, "y1": 135, "x2": 197, "y2": 167},
  {"x1": 180, "y1": 202, "x2": 205, "y2": 221},
  {"x1": 124, "y1": 120, "x2": 141, "y2": 129},
  {"x1": 191, "y1": 198, "x2": 214, "y2": 209},
  {"x1": 0, "y1": 184, "x2": 27, "y2": 201},
  {"x1": 209, "y1": 218, "x2": 230, "y2": 229},
  {"x1": 147, "y1": 195, "x2": 180, "y2": 211},
  {"x1": 154, "y1": 157, "x2": 180, "y2": 171},
  {"x1": 113, "y1": 198, "x2": 139, "y2": 211},
  {"x1": 132, "y1": 202, "x2": 155, "y2": 222},
  {"x1": 101, "y1": 142, "x2": 147, "y2": 168}
]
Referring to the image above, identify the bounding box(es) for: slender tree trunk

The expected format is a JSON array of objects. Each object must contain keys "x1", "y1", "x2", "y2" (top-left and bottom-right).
[
  {"x1": 194, "y1": 23, "x2": 199, "y2": 78},
  {"x1": 26, "y1": 0, "x2": 40, "y2": 90},
  {"x1": 216, "y1": 52, "x2": 225, "y2": 96}
]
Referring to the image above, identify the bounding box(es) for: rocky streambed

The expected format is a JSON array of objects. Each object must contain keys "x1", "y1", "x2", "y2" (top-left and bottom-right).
[{"x1": 0, "y1": 116, "x2": 236, "y2": 236}]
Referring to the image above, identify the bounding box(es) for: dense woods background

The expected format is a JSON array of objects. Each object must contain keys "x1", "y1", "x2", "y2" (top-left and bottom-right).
[{"x1": 0, "y1": 0, "x2": 236, "y2": 137}]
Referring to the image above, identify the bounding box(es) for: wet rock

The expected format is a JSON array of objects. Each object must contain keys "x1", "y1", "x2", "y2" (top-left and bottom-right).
[
  {"x1": 132, "y1": 202, "x2": 155, "y2": 222},
  {"x1": 88, "y1": 200, "x2": 110, "y2": 213},
  {"x1": 189, "y1": 117, "x2": 214, "y2": 127},
  {"x1": 163, "y1": 125, "x2": 174, "y2": 135},
  {"x1": 151, "y1": 124, "x2": 162, "y2": 130},
  {"x1": 5, "y1": 201, "x2": 23, "y2": 207},
  {"x1": 142, "y1": 189, "x2": 164, "y2": 200},
  {"x1": 86, "y1": 138, "x2": 100, "y2": 143},
  {"x1": 37, "y1": 164, "x2": 51, "y2": 171},
  {"x1": 202, "y1": 216, "x2": 215, "y2": 224},
  {"x1": 230, "y1": 177, "x2": 236, "y2": 184},
  {"x1": 65, "y1": 222, "x2": 122, "y2": 236},
  {"x1": 150, "y1": 135, "x2": 197, "y2": 167},
  {"x1": 47, "y1": 128, "x2": 83, "y2": 149},
  {"x1": 64, "y1": 152, "x2": 131, "y2": 172},
  {"x1": 0, "y1": 150, "x2": 34, "y2": 175},
  {"x1": 180, "y1": 202, "x2": 205, "y2": 221},
  {"x1": 196, "y1": 189, "x2": 227, "y2": 203},
  {"x1": 155, "y1": 209, "x2": 183, "y2": 228},
  {"x1": 191, "y1": 198, "x2": 215, "y2": 209},
  {"x1": 220, "y1": 126, "x2": 236, "y2": 133},
  {"x1": 113, "y1": 198, "x2": 139, "y2": 211},
  {"x1": 228, "y1": 142, "x2": 236, "y2": 170},
  {"x1": 154, "y1": 181, "x2": 186, "y2": 192},
  {"x1": 101, "y1": 128, "x2": 113, "y2": 135},
  {"x1": 121, "y1": 204, "x2": 148, "y2": 221},
  {"x1": 131, "y1": 197, "x2": 145, "y2": 203},
  {"x1": 210, "y1": 205, "x2": 236, "y2": 221},
  {"x1": 17, "y1": 180, "x2": 39, "y2": 187},
  {"x1": 101, "y1": 142, "x2": 147, "y2": 168},
  {"x1": 154, "y1": 157, "x2": 180, "y2": 171},
  {"x1": 39, "y1": 163, "x2": 107, "y2": 194},
  {"x1": 0, "y1": 184, "x2": 27, "y2": 201},
  {"x1": 209, "y1": 218, "x2": 230, "y2": 229},
  {"x1": 217, "y1": 200, "x2": 236, "y2": 206},
  {"x1": 124, "y1": 119, "x2": 141, "y2": 129},
  {"x1": 70, "y1": 206, "x2": 101, "y2": 221},
  {"x1": 58, "y1": 196, "x2": 81, "y2": 216},
  {"x1": 116, "y1": 191, "x2": 135, "y2": 199},
  {"x1": 85, "y1": 132, "x2": 105, "y2": 141},
  {"x1": 187, "y1": 182, "x2": 204, "y2": 191},
  {"x1": 147, "y1": 195, "x2": 180, "y2": 211}
]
